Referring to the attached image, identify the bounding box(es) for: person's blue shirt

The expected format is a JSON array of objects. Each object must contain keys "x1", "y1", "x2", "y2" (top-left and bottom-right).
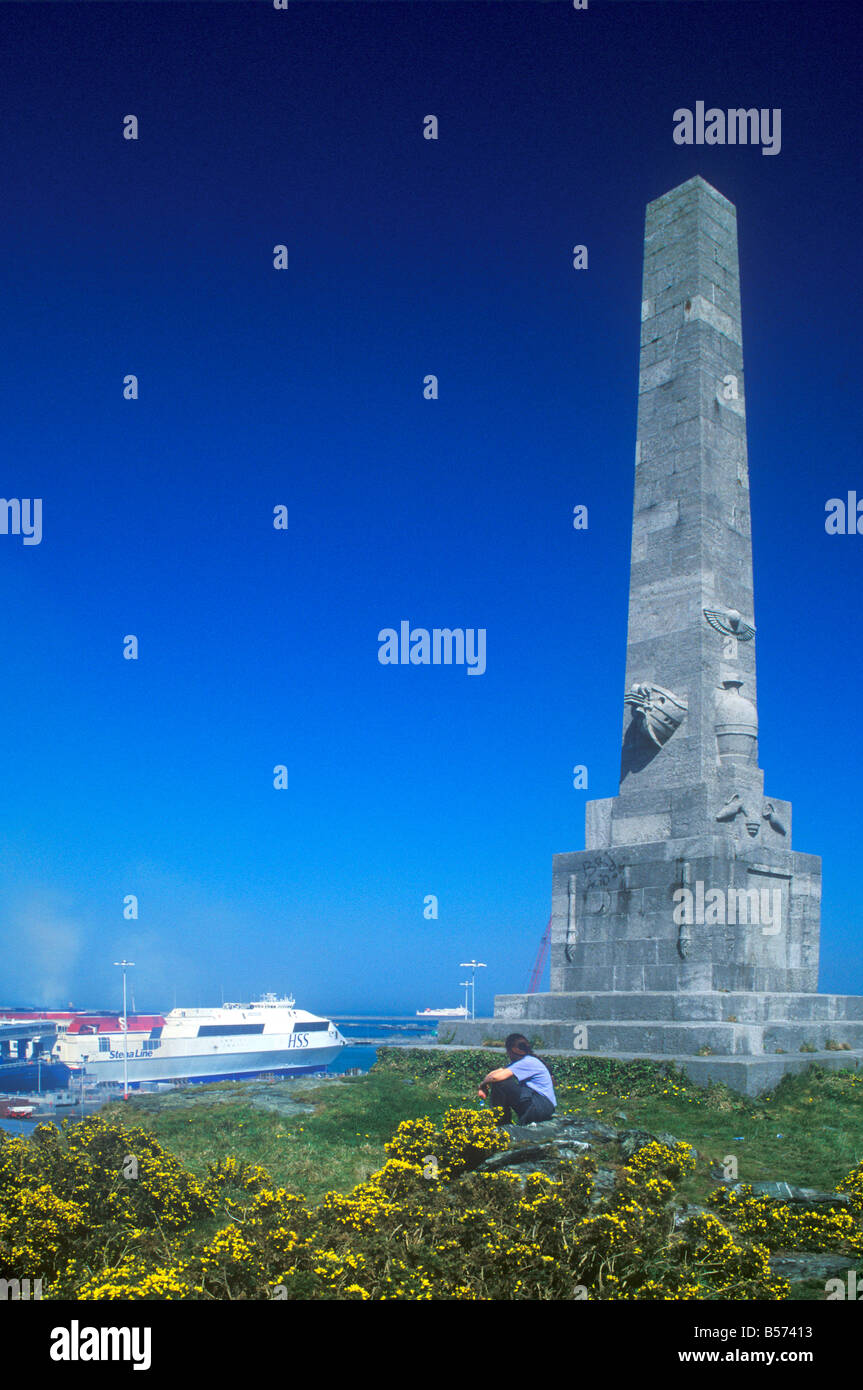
[{"x1": 510, "y1": 1054, "x2": 556, "y2": 1107}]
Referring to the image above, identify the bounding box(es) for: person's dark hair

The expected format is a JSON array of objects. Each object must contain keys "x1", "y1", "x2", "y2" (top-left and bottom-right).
[
  {"x1": 504, "y1": 1032, "x2": 553, "y2": 1082},
  {"x1": 504, "y1": 1032, "x2": 532, "y2": 1058}
]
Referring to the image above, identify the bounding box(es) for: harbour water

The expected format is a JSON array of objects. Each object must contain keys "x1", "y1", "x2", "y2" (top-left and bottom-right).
[
  {"x1": 0, "y1": 1115, "x2": 38, "y2": 1137},
  {"x1": 332, "y1": 1015, "x2": 434, "y2": 1053},
  {"x1": 0, "y1": 1016, "x2": 435, "y2": 1136},
  {"x1": 328, "y1": 1014, "x2": 436, "y2": 1075}
]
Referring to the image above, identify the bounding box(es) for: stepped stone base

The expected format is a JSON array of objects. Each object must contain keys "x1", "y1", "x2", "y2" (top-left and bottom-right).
[{"x1": 444, "y1": 991, "x2": 863, "y2": 1096}]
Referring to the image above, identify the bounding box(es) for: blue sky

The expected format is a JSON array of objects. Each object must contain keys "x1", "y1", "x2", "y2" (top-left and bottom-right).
[{"x1": 0, "y1": 1, "x2": 860, "y2": 1015}]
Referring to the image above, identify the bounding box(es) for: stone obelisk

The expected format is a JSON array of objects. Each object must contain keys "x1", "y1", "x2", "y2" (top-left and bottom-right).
[
  {"x1": 559, "y1": 173, "x2": 820, "y2": 997},
  {"x1": 450, "y1": 177, "x2": 863, "y2": 1094}
]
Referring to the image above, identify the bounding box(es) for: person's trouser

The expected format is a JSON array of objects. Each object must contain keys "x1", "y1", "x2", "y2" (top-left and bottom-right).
[{"x1": 488, "y1": 1077, "x2": 554, "y2": 1125}]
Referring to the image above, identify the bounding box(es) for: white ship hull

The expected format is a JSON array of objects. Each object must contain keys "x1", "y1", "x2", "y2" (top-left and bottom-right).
[{"x1": 69, "y1": 1043, "x2": 345, "y2": 1086}]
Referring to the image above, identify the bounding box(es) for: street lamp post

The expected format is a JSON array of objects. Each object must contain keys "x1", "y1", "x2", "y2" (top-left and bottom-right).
[
  {"x1": 114, "y1": 960, "x2": 135, "y2": 1100},
  {"x1": 459, "y1": 980, "x2": 471, "y2": 1017},
  {"x1": 459, "y1": 961, "x2": 487, "y2": 1020}
]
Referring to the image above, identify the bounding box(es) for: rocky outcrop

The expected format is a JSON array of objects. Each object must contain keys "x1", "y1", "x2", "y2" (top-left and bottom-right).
[{"x1": 473, "y1": 1114, "x2": 674, "y2": 1195}]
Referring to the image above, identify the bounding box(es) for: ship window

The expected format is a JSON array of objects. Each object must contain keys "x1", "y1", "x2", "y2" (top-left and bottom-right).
[
  {"x1": 99, "y1": 1037, "x2": 110, "y2": 1053},
  {"x1": 142, "y1": 1039, "x2": 160, "y2": 1053},
  {"x1": 294, "y1": 1021, "x2": 329, "y2": 1033},
  {"x1": 197, "y1": 1023, "x2": 265, "y2": 1037}
]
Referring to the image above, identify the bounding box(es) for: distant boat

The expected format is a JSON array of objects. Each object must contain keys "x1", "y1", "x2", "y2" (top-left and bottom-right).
[
  {"x1": 415, "y1": 1006, "x2": 468, "y2": 1019},
  {"x1": 1, "y1": 1103, "x2": 34, "y2": 1118}
]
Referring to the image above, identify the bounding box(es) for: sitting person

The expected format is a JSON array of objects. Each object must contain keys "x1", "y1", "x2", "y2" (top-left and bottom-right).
[{"x1": 477, "y1": 1032, "x2": 556, "y2": 1125}]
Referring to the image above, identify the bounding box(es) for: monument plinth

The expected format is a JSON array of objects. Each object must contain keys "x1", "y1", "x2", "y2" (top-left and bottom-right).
[{"x1": 450, "y1": 177, "x2": 863, "y2": 1094}]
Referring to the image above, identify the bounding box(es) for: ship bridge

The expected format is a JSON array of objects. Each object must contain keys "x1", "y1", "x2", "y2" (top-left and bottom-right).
[{"x1": 0, "y1": 1018, "x2": 58, "y2": 1068}]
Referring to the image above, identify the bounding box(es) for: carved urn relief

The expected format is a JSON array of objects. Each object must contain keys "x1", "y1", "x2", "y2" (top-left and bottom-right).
[{"x1": 714, "y1": 677, "x2": 758, "y2": 766}]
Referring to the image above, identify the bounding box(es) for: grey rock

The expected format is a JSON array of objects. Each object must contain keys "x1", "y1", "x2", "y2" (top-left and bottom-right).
[
  {"x1": 722, "y1": 1180, "x2": 850, "y2": 1208},
  {"x1": 618, "y1": 1129, "x2": 659, "y2": 1160},
  {"x1": 480, "y1": 1114, "x2": 600, "y2": 1175},
  {"x1": 589, "y1": 1167, "x2": 617, "y2": 1205},
  {"x1": 503, "y1": 1118, "x2": 564, "y2": 1141},
  {"x1": 791, "y1": 1186, "x2": 851, "y2": 1208},
  {"x1": 505, "y1": 1114, "x2": 618, "y2": 1145},
  {"x1": 478, "y1": 1154, "x2": 587, "y2": 1185},
  {"x1": 560, "y1": 1117, "x2": 619, "y2": 1144},
  {"x1": 125, "y1": 1077, "x2": 320, "y2": 1119},
  {"x1": 769, "y1": 1253, "x2": 857, "y2": 1282},
  {"x1": 479, "y1": 1145, "x2": 554, "y2": 1173},
  {"x1": 673, "y1": 1202, "x2": 711, "y2": 1229},
  {"x1": 555, "y1": 1141, "x2": 591, "y2": 1160}
]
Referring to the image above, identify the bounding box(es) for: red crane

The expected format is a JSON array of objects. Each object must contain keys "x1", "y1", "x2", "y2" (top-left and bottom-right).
[{"x1": 528, "y1": 917, "x2": 552, "y2": 993}]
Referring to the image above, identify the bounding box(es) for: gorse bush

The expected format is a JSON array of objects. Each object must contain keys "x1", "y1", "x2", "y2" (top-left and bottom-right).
[
  {"x1": 0, "y1": 1115, "x2": 214, "y2": 1282},
  {"x1": 2, "y1": 1107, "x2": 861, "y2": 1300},
  {"x1": 836, "y1": 1160, "x2": 863, "y2": 1215},
  {"x1": 385, "y1": 1106, "x2": 508, "y2": 1179},
  {"x1": 709, "y1": 1180, "x2": 863, "y2": 1257}
]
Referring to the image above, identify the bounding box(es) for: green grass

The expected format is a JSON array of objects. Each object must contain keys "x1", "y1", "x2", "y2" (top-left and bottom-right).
[
  {"x1": 555, "y1": 1069, "x2": 863, "y2": 1203},
  {"x1": 100, "y1": 1069, "x2": 490, "y2": 1203},
  {"x1": 99, "y1": 1052, "x2": 863, "y2": 1211},
  {"x1": 574, "y1": 1067, "x2": 863, "y2": 1198}
]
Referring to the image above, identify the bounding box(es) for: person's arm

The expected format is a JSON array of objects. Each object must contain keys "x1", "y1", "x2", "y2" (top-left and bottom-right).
[{"x1": 477, "y1": 1066, "x2": 513, "y2": 1097}]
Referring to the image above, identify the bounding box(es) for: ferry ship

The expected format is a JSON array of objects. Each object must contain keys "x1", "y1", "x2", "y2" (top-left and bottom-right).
[
  {"x1": 2, "y1": 995, "x2": 346, "y2": 1090},
  {"x1": 415, "y1": 1006, "x2": 468, "y2": 1019}
]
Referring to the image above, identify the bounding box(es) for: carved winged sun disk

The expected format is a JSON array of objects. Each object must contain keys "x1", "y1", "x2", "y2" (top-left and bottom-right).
[{"x1": 703, "y1": 607, "x2": 756, "y2": 640}]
